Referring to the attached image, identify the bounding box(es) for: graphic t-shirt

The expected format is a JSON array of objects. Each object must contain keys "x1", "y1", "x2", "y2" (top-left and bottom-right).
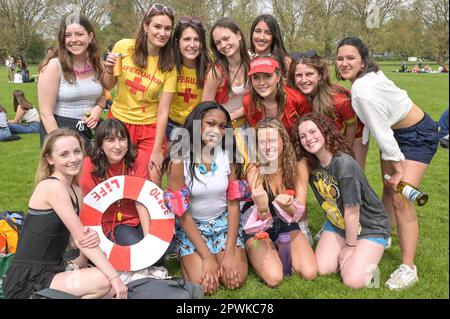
[
  {"x1": 309, "y1": 152, "x2": 390, "y2": 239},
  {"x1": 111, "y1": 39, "x2": 177, "y2": 125},
  {"x1": 169, "y1": 65, "x2": 202, "y2": 125}
]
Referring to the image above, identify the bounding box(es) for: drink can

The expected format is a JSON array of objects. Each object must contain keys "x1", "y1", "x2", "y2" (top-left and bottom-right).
[{"x1": 113, "y1": 53, "x2": 122, "y2": 77}]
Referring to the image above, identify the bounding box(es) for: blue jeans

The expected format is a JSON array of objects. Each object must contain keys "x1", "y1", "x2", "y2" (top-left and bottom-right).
[
  {"x1": 9, "y1": 122, "x2": 40, "y2": 134},
  {"x1": 0, "y1": 126, "x2": 12, "y2": 141},
  {"x1": 108, "y1": 224, "x2": 143, "y2": 246}
]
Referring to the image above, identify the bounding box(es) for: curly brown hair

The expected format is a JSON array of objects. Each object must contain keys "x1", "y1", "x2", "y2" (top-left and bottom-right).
[
  {"x1": 255, "y1": 118, "x2": 297, "y2": 190},
  {"x1": 292, "y1": 112, "x2": 354, "y2": 171}
]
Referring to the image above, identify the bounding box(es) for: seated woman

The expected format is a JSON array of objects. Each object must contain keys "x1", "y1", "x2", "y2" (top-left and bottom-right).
[
  {"x1": 244, "y1": 118, "x2": 317, "y2": 287},
  {"x1": 292, "y1": 113, "x2": 391, "y2": 289},
  {"x1": 3, "y1": 128, "x2": 127, "y2": 299},
  {"x1": 8, "y1": 90, "x2": 40, "y2": 134},
  {"x1": 165, "y1": 101, "x2": 248, "y2": 295},
  {"x1": 80, "y1": 118, "x2": 150, "y2": 246}
]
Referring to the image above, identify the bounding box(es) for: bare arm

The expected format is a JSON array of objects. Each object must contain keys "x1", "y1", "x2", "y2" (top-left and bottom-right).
[
  {"x1": 38, "y1": 59, "x2": 61, "y2": 134},
  {"x1": 150, "y1": 92, "x2": 175, "y2": 173},
  {"x1": 136, "y1": 202, "x2": 150, "y2": 236},
  {"x1": 101, "y1": 53, "x2": 118, "y2": 90},
  {"x1": 9, "y1": 106, "x2": 26, "y2": 124},
  {"x1": 201, "y1": 68, "x2": 222, "y2": 102}
]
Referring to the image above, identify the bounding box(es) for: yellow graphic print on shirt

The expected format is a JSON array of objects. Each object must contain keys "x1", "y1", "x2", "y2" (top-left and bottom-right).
[{"x1": 312, "y1": 170, "x2": 346, "y2": 230}]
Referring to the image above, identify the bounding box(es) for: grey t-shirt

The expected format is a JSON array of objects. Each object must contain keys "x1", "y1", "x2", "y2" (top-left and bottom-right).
[{"x1": 309, "y1": 152, "x2": 390, "y2": 239}]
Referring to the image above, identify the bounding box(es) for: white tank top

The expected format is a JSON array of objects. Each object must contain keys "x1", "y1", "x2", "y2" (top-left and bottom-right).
[{"x1": 222, "y1": 84, "x2": 250, "y2": 114}]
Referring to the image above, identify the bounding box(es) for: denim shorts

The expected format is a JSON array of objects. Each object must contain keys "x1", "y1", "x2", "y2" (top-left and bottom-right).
[
  {"x1": 393, "y1": 113, "x2": 439, "y2": 164},
  {"x1": 323, "y1": 221, "x2": 388, "y2": 248},
  {"x1": 176, "y1": 211, "x2": 245, "y2": 257},
  {"x1": 166, "y1": 118, "x2": 183, "y2": 142}
]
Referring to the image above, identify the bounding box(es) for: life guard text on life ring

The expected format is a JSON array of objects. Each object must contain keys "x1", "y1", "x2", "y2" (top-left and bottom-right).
[{"x1": 80, "y1": 176, "x2": 175, "y2": 271}]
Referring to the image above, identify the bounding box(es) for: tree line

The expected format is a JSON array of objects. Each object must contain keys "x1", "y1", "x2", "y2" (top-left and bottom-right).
[{"x1": 0, "y1": 0, "x2": 448, "y2": 65}]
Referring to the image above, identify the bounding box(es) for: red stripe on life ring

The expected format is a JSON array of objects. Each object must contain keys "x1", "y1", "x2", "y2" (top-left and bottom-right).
[
  {"x1": 149, "y1": 219, "x2": 175, "y2": 243},
  {"x1": 80, "y1": 204, "x2": 103, "y2": 226},
  {"x1": 109, "y1": 244, "x2": 131, "y2": 271},
  {"x1": 124, "y1": 176, "x2": 146, "y2": 201}
]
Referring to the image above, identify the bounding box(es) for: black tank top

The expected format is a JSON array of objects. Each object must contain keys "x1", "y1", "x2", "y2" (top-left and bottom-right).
[{"x1": 13, "y1": 177, "x2": 80, "y2": 262}]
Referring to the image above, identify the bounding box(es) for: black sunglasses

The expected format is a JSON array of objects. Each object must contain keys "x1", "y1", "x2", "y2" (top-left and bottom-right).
[
  {"x1": 292, "y1": 50, "x2": 319, "y2": 60},
  {"x1": 179, "y1": 16, "x2": 202, "y2": 25},
  {"x1": 146, "y1": 3, "x2": 175, "y2": 18}
]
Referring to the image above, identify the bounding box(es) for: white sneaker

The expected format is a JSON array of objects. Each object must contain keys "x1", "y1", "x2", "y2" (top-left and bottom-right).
[
  {"x1": 298, "y1": 221, "x2": 314, "y2": 246},
  {"x1": 385, "y1": 264, "x2": 418, "y2": 290}
]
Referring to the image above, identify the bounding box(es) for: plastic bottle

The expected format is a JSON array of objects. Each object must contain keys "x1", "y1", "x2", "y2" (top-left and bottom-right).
[
  {"x1": 384, "y1": 174, "x2": 428, "y2": 206},
  {"x1": 277, "y1": 232, "x2": 292, "y2": 277}
]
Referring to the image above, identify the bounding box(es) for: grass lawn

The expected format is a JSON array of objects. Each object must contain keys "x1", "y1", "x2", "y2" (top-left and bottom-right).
[{"x1": 0, "y1": 63, "x2": 448, "y2": 299}]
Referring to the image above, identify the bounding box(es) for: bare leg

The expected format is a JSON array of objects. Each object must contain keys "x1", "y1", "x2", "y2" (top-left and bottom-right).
[
  {"x1": 290, "y1": 230, "x2": 317, "y2": 280},
  {"x1": 340, "y1": 239, "x2": 385, "y2": 289},
  {"x1": 352, "y1": 138, "x2": 369, "y2": 171},
  {"x1": 315, "y1": 230, "x2": 345, "y2": 275},
  {"x1": 245, "y1": 237, "x2": 283, "y2": 287}
]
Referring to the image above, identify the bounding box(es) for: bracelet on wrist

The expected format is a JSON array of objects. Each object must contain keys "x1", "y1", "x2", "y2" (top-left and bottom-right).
[
  {"x1": 96, "y1": 104, "x2": 106, "y2": 110},
  {"x1": 105, "y1": 69, "x2": 114, "y2": 75},
  {"x1": 108, "y1": 273, "x2": 120, "y2": 282},
  {"x1": 345, "y1": 242, "x2": 356, "y2": 248}
]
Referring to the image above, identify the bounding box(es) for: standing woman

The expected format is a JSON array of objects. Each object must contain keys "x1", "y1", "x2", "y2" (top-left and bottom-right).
[
  {"x1": 102, "y1": 3, "x2": 177, "y2": 186},
  {"x1": 202, "y1": 18, "x2": 250, "y2": 129},
  {"x1": 249, "y1": 14, "x2": 291, "y2": 77},
  {"x1": 287, "y1": 51, "x2": 368, "y2": 170},
  {"x1": 8, "y1": 90, "x2": 41, "y2": 134},
  {"x1": 167, "y1": 16, "x2": 210, "y2": 142},
  {"x1": 335, "y1": 37, "x2": 439, "y2": 290},
  {"x1": 293, "y1": 113, "x2": 390, "y2": 289},
  {"x1": 38, "y1": 13, "x2": 106, "y2": 146},
  {"x1": 3, "y1": 129, "x2": 127, "y2": 299}
]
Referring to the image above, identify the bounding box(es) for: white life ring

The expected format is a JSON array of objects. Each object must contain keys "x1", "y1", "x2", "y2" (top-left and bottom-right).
[{"x1": 80, "y1": 176, "x2": 174, "y2": 271}]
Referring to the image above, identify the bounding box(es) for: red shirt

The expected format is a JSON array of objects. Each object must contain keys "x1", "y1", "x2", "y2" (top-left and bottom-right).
[
  {"x1": 243, "y1": 86, "x2": 312, "y2": 134},
  {"x1": 80, "y1": 151, "x2": 150, "y2": 236},
  {"x1": 331, "y1": 88, "x2": 356, "y2": 133}
]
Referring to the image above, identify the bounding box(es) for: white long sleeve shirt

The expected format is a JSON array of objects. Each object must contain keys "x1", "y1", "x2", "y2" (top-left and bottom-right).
[{"x1": 351, "y1": 71, "x2": 413, "y2": 162}]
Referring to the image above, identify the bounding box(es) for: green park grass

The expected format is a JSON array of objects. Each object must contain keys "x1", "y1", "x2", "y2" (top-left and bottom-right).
[{"x1": 0, "y1": 63, "x2": 448, "y2": 299}]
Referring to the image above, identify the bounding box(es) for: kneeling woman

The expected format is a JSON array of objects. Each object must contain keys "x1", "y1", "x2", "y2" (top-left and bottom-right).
[
  {"x1": 245, "y1": 119, "x2": 317, "y2": 287},
  {"x1": 4, "y1": 129, "x2": 127, "y2": 299},
  {"x1": 164, "y1": 101, "x2": 248, "y2": 295},
  {"x1": 80, "y1": 119, "x2": 150, "y2": 246},
  {"x1": 293, "y1": 113, "x2": 390, "y2": 289}
]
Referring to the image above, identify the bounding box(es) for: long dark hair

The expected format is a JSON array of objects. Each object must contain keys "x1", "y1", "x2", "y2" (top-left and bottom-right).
[
  {"x1": 165, "y1": 101, "x2": 243, "y2": 187},
  {"x1": 133, "y1": 4, "x2": 175, "y2": 72},
  {"x1": 13, "y1": 90, "x2": 34, "y2": 112},
  {"x1": 292, "y1": 112, "x2": 354, "y2": 171},
  {"x1": 172, "y1": 20, "x2": 210, "y2": 89},
  {"x1": 39, "y1": 13, "x2": 103, "y2": 84},
  {"x1": 335, "y1": 37, "x2": 379, "y2": 81},
  {"x1": 87, "y1": 119, "x2": 136, "y2": 181},
  {"x1": 249, "y1": 14, "x2": 289, "y2": 75},
  {"x1": 210, "y1": 18, "x2": 250, "y2": 93}
]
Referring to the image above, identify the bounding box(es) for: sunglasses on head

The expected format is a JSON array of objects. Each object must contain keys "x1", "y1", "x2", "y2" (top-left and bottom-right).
[
  {"x1": 179, "y1": 16, "x2": 202, "y2": 25},
  {"x1": 292, "y1": 50, "x2": 319, "y2": 60},
  {"x1": 146, "y1": 3, "x2": 175, "y2": 18}
]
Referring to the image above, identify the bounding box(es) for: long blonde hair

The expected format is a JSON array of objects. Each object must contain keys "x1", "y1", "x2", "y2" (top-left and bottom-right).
[
  {"x1": 35, "y1": 129, "x2": 85, "y2": 186},
  {"x1": 255, "y1": 118, "x2": 297, "y2": 190}
]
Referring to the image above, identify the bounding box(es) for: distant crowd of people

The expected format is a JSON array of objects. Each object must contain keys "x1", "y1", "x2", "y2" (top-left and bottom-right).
[
  {"x1": 5, "y1": 55, "x2": 35, "y2": 83},
  {"x1": 398, "y1": 62, "x2": 449, "y2": 73}
]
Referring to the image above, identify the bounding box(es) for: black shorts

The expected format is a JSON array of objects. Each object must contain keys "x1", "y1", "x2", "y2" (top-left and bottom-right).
[
  {"x1": 393, "y1": 113, "x2": 439, "y2": 164},
  {"x1": 4, "y1": 259, "x2": 66, "y2": 299}
]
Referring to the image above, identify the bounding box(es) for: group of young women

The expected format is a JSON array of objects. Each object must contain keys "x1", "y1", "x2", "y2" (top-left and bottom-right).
[{"x1": 4, "y1": 3, "x2": 439, "y2": 299}]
